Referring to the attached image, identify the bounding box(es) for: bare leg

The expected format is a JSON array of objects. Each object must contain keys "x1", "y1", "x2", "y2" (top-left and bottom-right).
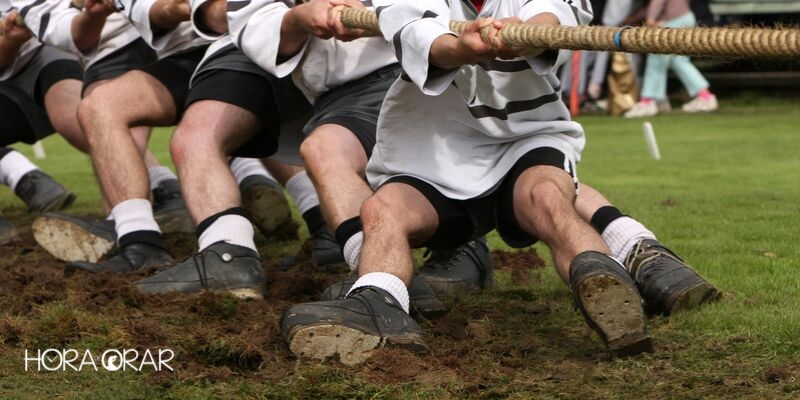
[
  {"x1": 44, "y1": 79, "x2": 88, "y2": 153},
  {"x1": 300, "y1": 124, "x2": 371, "y2": 229},
  {"x1": 512, "y1": 166, "x2": 609, "y2": 283},
  {"x1": 261, "y1": 158, "x2": 304, "y2": 186},
  {"x1": 359, "y1": 182, "x2": 439, "y2": 285},
  {"x1": 77, "y1": 71, "x2": 177, "y2": 207},
  {"x1": 170, "y1": 100, "x2": 260, "y2": 224},
  {"x1": 574, "y1": 183, "x2": 613, "y2": 223}
]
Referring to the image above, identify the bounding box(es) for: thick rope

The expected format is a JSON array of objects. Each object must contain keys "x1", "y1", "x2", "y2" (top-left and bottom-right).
[
  {"x1": 0, "y1": 15, "x2": 27, "y2": 32},
  {"x1": 341, "y1": 8, "x2": 800, "y2": 59}
]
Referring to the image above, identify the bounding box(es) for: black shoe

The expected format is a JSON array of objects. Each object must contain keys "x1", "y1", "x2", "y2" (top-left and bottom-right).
[
  {"x1": 417, "y1": 237, "x2": 494, "y2": 296},
  {"x1": 133, "y1": 241, "x2": 265, "y2": 299},
  {"x1": 240, "y1": 175, "x2": 293, "y2": 237},
  {"x1": 321, "y1": 275, "x2": 448, "y2": 319},
  {"x1": 152, "y1": 179, "x2": 194, "y2": 234},
  {"x1": 626, "y1": 239, "x2": 721, "y2": 316},
  {"x1": 32, "y1": 212, "x2": 117, "y2": 262},
  {"x1": 310, "y1": 228, "x2": 346, "y2": 270},
  {"x1": 65, "y1": 242, "x2": 174, "y2": 275},
  {"x1": 570, "y1": 251, "x2": 653, "y2": 357},
  {"x1": 15, "y1": 170, "x2": 76, "y2": 212},
  {"x1": 0, "y1": 214, "x2": 20, "y2": 245},
  {"x1": 281, "y1": 286, "x2": 429, "y2": 366}
]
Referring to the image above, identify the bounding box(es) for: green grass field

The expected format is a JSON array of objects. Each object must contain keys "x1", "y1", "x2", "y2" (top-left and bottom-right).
[{"x1": 1, "y1": 91, "x2": 799, "y2": 399}]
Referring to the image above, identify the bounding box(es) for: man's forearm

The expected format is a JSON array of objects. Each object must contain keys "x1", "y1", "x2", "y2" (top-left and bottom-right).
[
  {"x1": 71, "y1": 11, "x2": 108, "y2": 53},
  {"x1": 278, "y1": 7, "x2": 309, "y2": 58},
  {"x1": 197, "y1": 0, "x2": 227, "y2": 35}
]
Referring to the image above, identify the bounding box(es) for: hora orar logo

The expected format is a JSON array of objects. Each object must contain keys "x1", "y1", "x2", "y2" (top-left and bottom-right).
[{"x1": 23, "y1": 348, "x2": 175, "y2": 372}]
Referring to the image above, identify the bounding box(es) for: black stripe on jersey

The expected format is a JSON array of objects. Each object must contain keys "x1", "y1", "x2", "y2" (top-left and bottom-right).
[
  {"x1": 237, "y1": 24, "x2": 249, "y2": 51},
  {"x1": 393, "y1": 11, "x2": 438, "y2": 66},
  {"x1": 476, "y1": 60, "x2": 530, "y2": 73},
  {"x1": 38, "y1": 12, "x2": 50, "y2": 39},
  {"x1": 361, "y1": 0, "x2": 372, "y2": 7},
  {"x1": 460, "y1": 0, "x2": 478, "y2": 17},
  {"x1": 227, "y1": 0, "x2": 251, "y2": 12},
  {"x1": 467, "y1": 92, "x2": 560, "y2": 120},
  {"x1": 392, "y1": 27, "x2": 404, "y2": 64},
  {"x1": 127, "y1": 0, "x2": 138, "y2": 18},
  {"x1": 19, "y1": 0, "x2": 46, "y2": 18}
]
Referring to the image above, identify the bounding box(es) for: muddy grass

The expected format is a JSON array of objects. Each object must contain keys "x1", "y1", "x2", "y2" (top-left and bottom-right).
[{"x1": 2, "y1": 217, "x2": 799, "y2": 399}]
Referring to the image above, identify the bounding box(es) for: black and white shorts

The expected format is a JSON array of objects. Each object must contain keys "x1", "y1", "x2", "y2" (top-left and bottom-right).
[
  {"x1": 0, "y1": 46, "x2": 82, "y2": 145},
  {"x1": 305, "y1": 64, "x2": 400, "y2": 158},
  {"x1": 382, "y1": 147, "x2": 578, "y2": 250},
  {"x1": 185, "y1": 45, "x2": 311, "y2": 158},
  {"x1": 82, "y1": 38, "x2": 157, "y2": 94}
]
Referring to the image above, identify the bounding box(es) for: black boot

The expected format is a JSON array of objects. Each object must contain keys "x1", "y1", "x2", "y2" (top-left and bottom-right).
[
  {"x1": 570, "y1": 251, "x2": 653, "y2": 357},
  {"x1": 417, "y1": 237, "x2": 494, "y2": 296},
  {"x1": 152, "y1": 179, "x2": 194, "y2": 233},
  {"x1": 15, "y1": 170, "x2": 75, "y2": 212},
  {"x1": 65, "y1": 242, "x2": 173, "y2": 275},
  {"x1": 282, "y1": 286, "x2": 429, "y2": 366},
  {"x1": 321, "y1": 274, "x2": 448, "y2": 319},
  {"x1": 32, "y1": 212, "x2": 117, "y2": 262},
  {"x1": 626, "y1": 239, "x2": 721, "y2": 315},
  {"x1": 133, "y1": 241, "x2": 265, "y2": 299}
]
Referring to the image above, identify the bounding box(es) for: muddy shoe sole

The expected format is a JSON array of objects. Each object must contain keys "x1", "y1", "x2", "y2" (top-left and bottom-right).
[
  {"x1": 578, "y1": 274, "x2": 653, "y2": 357},
  {"x1": 287, "y1": 324, "x2": 428, "y2": 366},
  {"x1": 154, "y1": 208, "x2": 195, "y2": 234},
  {"x1": 32, "y1": 215, "x2": 116, "y2": 262},
  {"x1": 242, "y1": 182, "x2": 292, "y2": 237}
]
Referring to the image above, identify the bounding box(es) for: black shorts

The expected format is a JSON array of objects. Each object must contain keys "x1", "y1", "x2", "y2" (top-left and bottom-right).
[
  {"x1": 185, "y1": 45, "x2": 311, "y2": 158},
  {"x1": 305, "y1": 64, "x2": 400, "y2": 158},
  {"x1": 135, "y1": 46, "x2": 208, "y2": 123},
  {"x1": 383, "y1": 147, "x2": 577, "y2": 251},
  {"x1": 186, "y1": 69, "x2": 310, "y2": 158},
  {"x1": 82, "y1": 38, "x2": 157, "y2": 94},
  {"x1": 0, "y1": 53, "x2": 82, "y2": 145}
]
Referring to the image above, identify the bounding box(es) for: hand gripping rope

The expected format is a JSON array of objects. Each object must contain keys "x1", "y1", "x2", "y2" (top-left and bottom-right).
[
  {"x1": 340, "y1": 8, "x2": 800, "y2": 59},
  {"x1": 0, "y1": 14, "x2": 26, "y2": 32}
]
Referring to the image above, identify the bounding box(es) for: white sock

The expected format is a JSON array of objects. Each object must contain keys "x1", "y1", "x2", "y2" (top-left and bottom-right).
[
  {"x1": 285, "y1": 171, "x2": 319, "y2": 214},
  {"x1": 111, "y1": 199, "x2": 161, "y2": 240},
  {"x1": 0, "y1": 150, "x2": 38, "y2": 190},
  {"x1": 601, "y1": 216, "x2": 656, "y2": 269},
  {"x1": 347, "y1": 272, "x2": 410, "y2": 314},
  {"x1": 198, "y1": 214, "x2": 256, "y2": 252},
  {"x1": 230, "y1": 157, "x2": 273, "y2": 185},
  {"x1": 343, "y1": 231, "x2": 363, "y2": 272},
  {"x1": 148, "y1": 166, "x2": 177, "y2": 190}
]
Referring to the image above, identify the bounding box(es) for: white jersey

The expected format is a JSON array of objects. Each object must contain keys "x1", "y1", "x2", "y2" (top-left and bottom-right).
[
  {"x1": 0, "y1": 0, "x2": 40, "y2": 80},
  {"x1": 227, "y1": 0, "x2": 396, "y2": 103},
  {"x1": 115, "y1": 0, "x2": 208, "y2": 58},
  {"x1": 12, "y1": 0, "x2": 142, "y2": 68},
  {"x1": 366, "y1": 0, "x2": 592, "y2": 199}
]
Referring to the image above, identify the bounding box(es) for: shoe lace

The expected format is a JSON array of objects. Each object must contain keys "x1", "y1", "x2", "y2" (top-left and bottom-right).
[
  {"x1": 192, "y1": 252, "x2": 210, "y2": 288},
  {"x1": 347, "y1": 287, "x2": 390, "y2": 341}
]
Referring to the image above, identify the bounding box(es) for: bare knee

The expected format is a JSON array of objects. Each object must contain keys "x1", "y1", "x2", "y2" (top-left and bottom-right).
[
  {"x1": 527, "y1": 180, "x2": 572, "y2": 216},
  {"x1": 360, "y1": 194, "x2": 399, "y2": 234},
  {"x1": 299, "y1": 132, "x2": 328, "y2": 170},
  {"x1": 170, "y1": 122, "x2": 214, "y2": 168}
]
